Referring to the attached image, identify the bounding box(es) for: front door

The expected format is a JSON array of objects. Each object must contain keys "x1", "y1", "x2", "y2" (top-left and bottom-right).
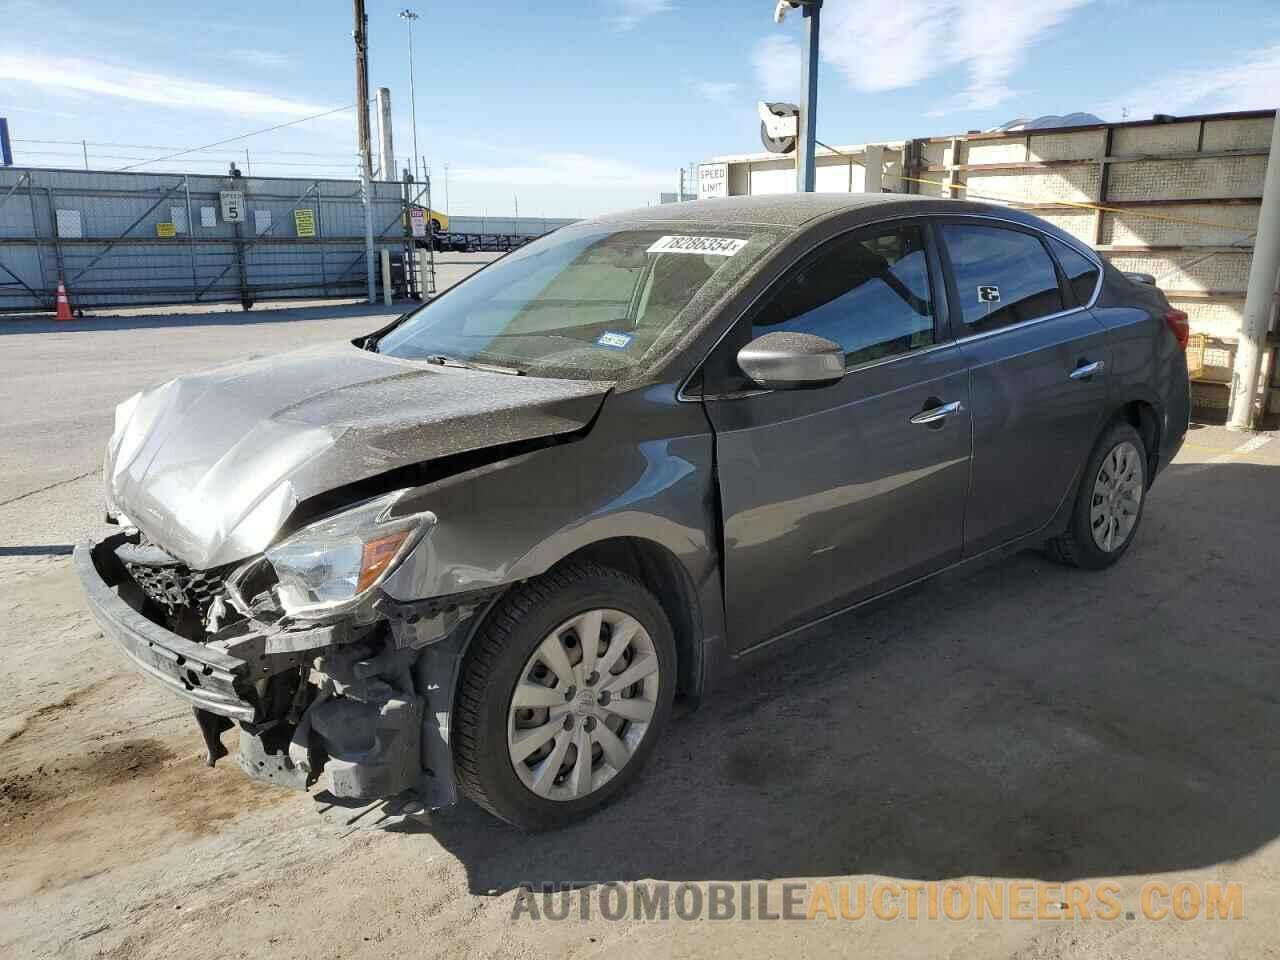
[
  {"x1": 702, "y1": 221, "x2": 973, "y2": 654},
  {"x1": 936, "y1": 221, "x2": 1113, "y2": 555}
]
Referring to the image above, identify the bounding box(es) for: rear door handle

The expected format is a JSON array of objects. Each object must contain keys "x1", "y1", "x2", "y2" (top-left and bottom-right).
[
  {"x1": 910, "y1": 400, "x2": 964, "y2": 425},
  {"x1": 1069, "y1": 360, "x2": 1105, "y2": 381}
]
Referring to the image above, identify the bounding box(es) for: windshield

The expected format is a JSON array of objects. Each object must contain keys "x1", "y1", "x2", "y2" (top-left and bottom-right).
[{"x1": 375, "y1": 223, "x2": 775, "y2": 379}]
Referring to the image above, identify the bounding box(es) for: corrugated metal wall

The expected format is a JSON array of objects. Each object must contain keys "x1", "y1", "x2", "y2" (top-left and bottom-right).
[
  {"x1": 0, "y1": 167, "x2": 408, "y2": 311},
  {"x1": 912, "y1": 110, "x2": 1275, "y2": 411}
]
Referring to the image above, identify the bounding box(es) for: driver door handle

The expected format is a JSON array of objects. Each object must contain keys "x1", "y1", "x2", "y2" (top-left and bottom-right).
[
  {"x1": 1069, "y1": 360, "x2": 1105, "y2": 381},
  {"x1": 910, "y1": 400, "x2": 964, "y2": 425}
]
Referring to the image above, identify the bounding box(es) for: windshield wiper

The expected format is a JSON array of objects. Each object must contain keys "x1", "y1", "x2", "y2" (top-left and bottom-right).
[{"x1": 423, "y1": 354, "x2": 525, "y2": 376}]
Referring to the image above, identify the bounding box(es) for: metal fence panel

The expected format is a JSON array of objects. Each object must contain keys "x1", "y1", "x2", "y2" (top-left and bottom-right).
[{"x1": 0, "y1": 167, "x2": 409, "y2": 311}]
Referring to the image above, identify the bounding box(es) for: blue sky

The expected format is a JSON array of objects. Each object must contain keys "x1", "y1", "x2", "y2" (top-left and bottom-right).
[{"x1": 1, "y1": 0, "x2": 1277, "y2": 217}]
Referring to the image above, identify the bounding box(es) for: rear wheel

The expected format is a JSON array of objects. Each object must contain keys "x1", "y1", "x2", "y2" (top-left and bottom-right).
[
  {"x1": 453, "y1": 563, "x2": 675, "y2": 830},
  {"x1": 1046, "y1": 421, "x2": 1147, "y2": 569}
]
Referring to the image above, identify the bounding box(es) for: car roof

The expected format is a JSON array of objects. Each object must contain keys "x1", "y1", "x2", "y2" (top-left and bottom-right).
[
  {"x1": 589, "y1": 193, "x2": 1088, "y2": 249},
  {"x1": 592, "y1": 192, "x2": 1054, "y2": 229},
  {"x1": 591, "y1": 192, "x2": 909, "y2": 229}
]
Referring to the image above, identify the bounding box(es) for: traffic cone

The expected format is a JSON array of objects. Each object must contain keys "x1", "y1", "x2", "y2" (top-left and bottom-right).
[{"x1": 55, "y1": 279, "x2": 73, "y2": 321}]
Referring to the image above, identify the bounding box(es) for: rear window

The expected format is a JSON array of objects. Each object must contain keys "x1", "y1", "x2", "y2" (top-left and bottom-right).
[{"x1": 376, "y1": 223, "x2": 776, "y2": 379}]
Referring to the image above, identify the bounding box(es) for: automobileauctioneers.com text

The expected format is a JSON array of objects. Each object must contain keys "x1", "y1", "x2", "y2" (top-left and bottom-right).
[{"x1": 512, "y1": 880, "x2": 1243, "y2": 923}]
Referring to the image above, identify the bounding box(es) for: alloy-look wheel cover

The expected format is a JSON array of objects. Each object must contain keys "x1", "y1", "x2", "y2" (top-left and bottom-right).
[
  {"x1": 506, "y1": 608, "x2": 660, "y2": 802},
  {"x1": 1090, "y1": 440, "x2": 1144, "y2": 552}
]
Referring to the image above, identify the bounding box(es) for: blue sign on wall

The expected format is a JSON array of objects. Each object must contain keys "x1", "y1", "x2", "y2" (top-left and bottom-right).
[{"x1": 0, "y1": 118, "x2": 11, "y2": 166}]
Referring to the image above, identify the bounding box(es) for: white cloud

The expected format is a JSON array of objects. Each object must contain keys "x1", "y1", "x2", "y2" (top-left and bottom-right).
[
  {"x1": 1096, "y1": 44, "x2": 1280, "y2": 121},
  {"x1": 608, "y1": 0, "x2": 674, "y2": 32},
  {"x1": 8, "y1": 104, "x2": 79, "y2": 121},
  {"x1": 693, "y1": 80, "x2": 740, "y2": 105},
  {"x1": 754, "y1": 0, "x2": 1090, "y2": 114},
  {"x1": 223, "y1": 48, "x2": 293, "y2": 68},
  {"x1": 0, "y1": 51, "x2": 341, "y2": 122},
  {"x1": 753, "y1": 34, "x2": 801, "y2": 100}
]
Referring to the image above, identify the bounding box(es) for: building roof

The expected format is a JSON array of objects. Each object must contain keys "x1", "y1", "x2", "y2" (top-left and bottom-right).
[{"x1": 709, "y1": 141, "x2": 906, "y2": 165}]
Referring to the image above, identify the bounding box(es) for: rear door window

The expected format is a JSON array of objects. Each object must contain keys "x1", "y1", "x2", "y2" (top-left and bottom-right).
[
  {"x1": 752, "y1": 224, "x2": 936, "y2": 366},
  {"x1": 941, "y1": 224, "x2": 1064, "y2": 333}
]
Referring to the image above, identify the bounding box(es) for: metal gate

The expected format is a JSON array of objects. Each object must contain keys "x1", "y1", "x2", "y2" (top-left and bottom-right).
[{"x1": 0, "y1": 166, "x2": 412, "y2": 311}]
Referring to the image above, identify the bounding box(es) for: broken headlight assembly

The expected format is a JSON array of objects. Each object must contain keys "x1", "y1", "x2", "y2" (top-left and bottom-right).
[{"x1": 230, "y1": 490, "x2": 435, "y2": 622}]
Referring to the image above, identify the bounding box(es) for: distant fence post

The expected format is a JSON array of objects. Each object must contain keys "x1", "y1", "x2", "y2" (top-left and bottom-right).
[{"x1": 361, "y1": 167, "x2": 375, "y2": 304}]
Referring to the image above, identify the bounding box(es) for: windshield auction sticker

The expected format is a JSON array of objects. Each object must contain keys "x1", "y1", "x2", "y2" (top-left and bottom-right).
[{"x1": 647, "y1": 235, "x2": 748, "y2": 256}]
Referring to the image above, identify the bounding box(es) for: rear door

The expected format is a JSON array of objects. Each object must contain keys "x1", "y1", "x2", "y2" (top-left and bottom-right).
[
  {"x1": 702, "y1": 220, "x2": 972, "y2": 654},
  {"x1": 936, "y1": 219, "x2": 1112, "y2": 555}
]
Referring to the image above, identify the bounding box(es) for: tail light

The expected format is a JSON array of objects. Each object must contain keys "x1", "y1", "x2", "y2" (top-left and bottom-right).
[{"x1": 1164, "y1": 309, "x2": 1190, "y2": 350}]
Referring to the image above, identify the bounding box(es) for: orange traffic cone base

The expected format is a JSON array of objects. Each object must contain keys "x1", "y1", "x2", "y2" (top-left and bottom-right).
[{"x1": 55, "y1": 280, "x2": 73, "y2": 321}]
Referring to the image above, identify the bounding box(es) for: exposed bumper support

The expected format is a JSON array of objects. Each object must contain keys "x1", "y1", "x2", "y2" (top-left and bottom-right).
[
  {"x1": 74, "y1": 537, "x2": 257, "y2": 723},
  {"x1": 76, "y1": 533, "x2": 499, "y2": 811}
]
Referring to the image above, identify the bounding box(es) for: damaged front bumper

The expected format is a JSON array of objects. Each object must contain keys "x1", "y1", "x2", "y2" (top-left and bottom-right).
[
  {"x1": 74, "y1": 538, "x2": 258, "y2": 723},
  {"x1": 75, "y1": 531, "x2": 499, "y2": 811}
]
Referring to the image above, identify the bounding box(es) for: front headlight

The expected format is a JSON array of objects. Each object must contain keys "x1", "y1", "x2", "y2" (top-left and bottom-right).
[{"x1": 263, "y1": 490, "x2": 435, "y2": 619}]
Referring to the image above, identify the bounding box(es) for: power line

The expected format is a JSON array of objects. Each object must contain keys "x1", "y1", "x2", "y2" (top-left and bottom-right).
[
  {"x1": 18, "y1": 150, "x2": 365, "y2": 170},
  {"x1": 14, "y1": 138, "x2": 365, "y2": 160},
  {"x1": 16, "y1": 138, "x2": 366, "y2": 160},
  {"x1": 115, "y1": 102, "x2": 360, "y2": 171}
]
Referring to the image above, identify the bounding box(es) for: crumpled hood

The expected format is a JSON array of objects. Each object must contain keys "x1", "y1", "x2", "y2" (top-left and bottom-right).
[{"x1": 105, "y1": 341, "x2": 610, "y2": 569}]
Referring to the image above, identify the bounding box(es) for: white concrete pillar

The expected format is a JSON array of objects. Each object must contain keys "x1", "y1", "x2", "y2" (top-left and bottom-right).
[
  {"x1": 864, "y1": 144, "x2": 885, "y2": 194},
  {"x1": 1228, "y1": 113, "x2": 1280, "y2": 430},
  {"x1": 376, "y1": 88, "x2": 395, "y2": 182}
]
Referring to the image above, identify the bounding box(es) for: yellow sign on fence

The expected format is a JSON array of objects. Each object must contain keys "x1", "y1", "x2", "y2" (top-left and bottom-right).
[
  {"x1": 294, "y1": 209, "x2": 317, "y2": 238},
  {"x1": 155, "y1": 222, "x2": 176, "y2": 238}
]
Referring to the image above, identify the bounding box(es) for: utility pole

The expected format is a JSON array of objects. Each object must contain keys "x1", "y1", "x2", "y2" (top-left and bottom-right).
[
  {"x1": 796, "y1": 0, "x2": 821, "y2": 192},
  {"x1": 399, "y1": 9, "x2": 421, "y2": 183},
  {"x1": 81, "y1": 140, "x2": 88, "y2": 170},
  {"x1": 353, "y1": 0, "x2": 373, "y2": 179},
  {"x1": 1228, "y1": 113, "x2": 1280, "y2": 430}
]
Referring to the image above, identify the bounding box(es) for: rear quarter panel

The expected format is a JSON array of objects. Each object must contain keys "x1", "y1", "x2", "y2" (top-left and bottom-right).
[{"x1": 1089, "y1": 264, "x2": 1190, "y2": 476}]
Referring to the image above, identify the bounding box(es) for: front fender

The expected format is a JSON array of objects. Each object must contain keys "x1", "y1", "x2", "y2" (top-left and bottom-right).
[{"x1": 378, "y1": 391, "x2": 719, "y2": 609}]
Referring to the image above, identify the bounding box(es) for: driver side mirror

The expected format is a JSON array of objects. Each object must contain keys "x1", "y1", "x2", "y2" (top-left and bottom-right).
[{"x1": 736, "y1": 331, "x2": 845, "y2": 390}]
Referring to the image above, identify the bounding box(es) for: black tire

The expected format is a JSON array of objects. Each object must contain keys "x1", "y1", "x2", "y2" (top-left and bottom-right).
[
  {"x1": 452, "y1": 562, "x2": 675, "y2": 830},
  {"x1": 1046, "y1": 420, "x2": 1148, "y2": 570}
]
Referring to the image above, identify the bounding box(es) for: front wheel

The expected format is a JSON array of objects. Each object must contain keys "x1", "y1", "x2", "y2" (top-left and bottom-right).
[
  {"x1": 452, "y1": 563, "x2": 675, "y2": 830},
  {"x1": 1046, "y1": 421, "x2": 1148, "y2": 569}
]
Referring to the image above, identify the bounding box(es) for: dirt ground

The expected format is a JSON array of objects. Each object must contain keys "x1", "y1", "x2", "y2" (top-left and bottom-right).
[{"x1": 1, "y1": 306, "x2": 1278, "y2": 959}]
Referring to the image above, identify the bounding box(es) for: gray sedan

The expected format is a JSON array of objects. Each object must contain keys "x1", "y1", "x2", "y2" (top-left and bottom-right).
[{"x1": 77, "y1": 194, "x2": 1190, "y2": 830}]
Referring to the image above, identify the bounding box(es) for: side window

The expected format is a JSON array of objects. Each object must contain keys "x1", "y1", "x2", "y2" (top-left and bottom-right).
[
  {"x1": 941, "y1": 224, "x2": 1064, "y2": 333},
  {"x1": 752, "y1": 225, "x2": 935, "y2": 366},
  {"x1": 1048, "y1": 236, "x2": 1101, "y2": 305}
]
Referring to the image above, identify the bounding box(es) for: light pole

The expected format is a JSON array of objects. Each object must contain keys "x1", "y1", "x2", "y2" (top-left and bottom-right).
[
  {"x1": 399, "y1": 9, "x2": 421, "y2": 184},
  {"x1": 775, "y1": 0, "x2": 822, "y2": 193}
]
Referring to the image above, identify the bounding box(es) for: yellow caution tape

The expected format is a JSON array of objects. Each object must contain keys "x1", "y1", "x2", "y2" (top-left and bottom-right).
[{"x1": 897, "y1": 174, "x2": 1257, "y2": 236}]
